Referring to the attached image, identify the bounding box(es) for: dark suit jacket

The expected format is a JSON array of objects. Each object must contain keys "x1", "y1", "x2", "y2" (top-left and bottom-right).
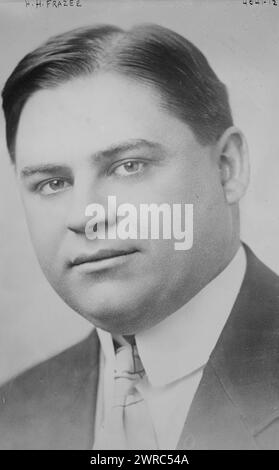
[{"x1": 1, "y1": 244, "x2": 279, "y2": 449}]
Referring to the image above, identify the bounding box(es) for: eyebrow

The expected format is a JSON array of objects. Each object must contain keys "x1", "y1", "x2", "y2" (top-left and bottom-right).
[
  {"x1": 19, "y1": 139, "x2": 165, "y2": 178},
  {"x1": 93, "y1": 139, "x2": 165, "y2": 162},
  {"x1": 20, "y1": 164, "x2": 71, "y2": 178}
]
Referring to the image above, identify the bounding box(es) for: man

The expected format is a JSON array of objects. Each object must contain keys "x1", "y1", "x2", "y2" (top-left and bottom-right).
[{"x1": 0, "y1": 23, "x2": 278, "y2": 450}]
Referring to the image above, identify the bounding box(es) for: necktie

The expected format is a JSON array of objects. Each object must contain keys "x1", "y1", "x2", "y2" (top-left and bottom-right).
[{"x1": 93, "y1": 340, "x2": 159, "y2": 450}]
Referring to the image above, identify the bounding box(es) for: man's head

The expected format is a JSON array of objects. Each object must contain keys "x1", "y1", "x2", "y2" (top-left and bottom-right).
[{"x1": 1, "y1": 24, "x2": 249, "y2": 334}]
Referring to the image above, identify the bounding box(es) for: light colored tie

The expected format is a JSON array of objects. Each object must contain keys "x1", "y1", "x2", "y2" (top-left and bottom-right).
[{"x1": 93, "y1": 340, "x2": 158, "y2": 450}]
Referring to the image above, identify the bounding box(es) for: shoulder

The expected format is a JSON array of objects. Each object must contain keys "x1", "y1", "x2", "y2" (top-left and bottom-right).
[
  {"x1": 0, "y1": 328, "x2": 99, "y2": 401},
  {"x1": 243, "y1": 242, "x2": 279, "y2": 303},
  {"x1": 0, "y1": 330, "x2": 99, "y2": 449},
  {"x1": 210, "y1": 243, "x2": 279, "y2": 448}
]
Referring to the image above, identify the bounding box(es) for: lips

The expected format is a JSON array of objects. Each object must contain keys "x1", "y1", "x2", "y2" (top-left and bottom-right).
[{"x1": 70, "y1": 248, "x2": 138, "y2": 266}]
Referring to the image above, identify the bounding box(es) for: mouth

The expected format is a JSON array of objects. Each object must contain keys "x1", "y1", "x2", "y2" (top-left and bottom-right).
[{"x1": 70, "y1": 248, "x2": 139, "y2": 268}]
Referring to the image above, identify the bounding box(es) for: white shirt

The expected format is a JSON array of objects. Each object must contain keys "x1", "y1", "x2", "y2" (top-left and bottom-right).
[{"x1": 94, "y1": 245, "x2": 247, "y2": 449}]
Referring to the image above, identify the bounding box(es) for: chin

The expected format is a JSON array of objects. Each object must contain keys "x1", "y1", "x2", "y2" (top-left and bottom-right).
[
  {"x1": 75, "y1": 302, "x2": 144, "y2": 335},
  {"x1": 57, "y1": 282, "x2": 150, "y2": 334},
  {"x1": 47, "y1": 268, "x2": 162, "y2": 333}
]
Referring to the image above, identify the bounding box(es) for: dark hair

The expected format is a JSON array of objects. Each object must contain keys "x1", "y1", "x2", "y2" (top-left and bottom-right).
[{"x1": 2, "y1": 23, "x2": 233, "y2": 163}]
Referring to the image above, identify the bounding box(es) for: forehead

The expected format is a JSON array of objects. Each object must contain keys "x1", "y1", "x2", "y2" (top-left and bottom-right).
[{"x1": 15, "y1": 72, "x2": 197, "y2": 168}]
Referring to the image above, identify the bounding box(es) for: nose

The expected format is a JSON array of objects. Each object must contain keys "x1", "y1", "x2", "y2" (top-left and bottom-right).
[{"x1": 66, "y1": 180, "x2": 110, "y2": 236}]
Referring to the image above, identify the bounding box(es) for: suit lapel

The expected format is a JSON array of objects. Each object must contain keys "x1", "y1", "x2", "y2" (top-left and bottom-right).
[{"x1": 177, "y1": 244, "x2": 279, "y2": 449}]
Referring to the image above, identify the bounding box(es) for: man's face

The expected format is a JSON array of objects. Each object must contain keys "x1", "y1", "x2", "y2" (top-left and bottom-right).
[{"x1": 15, "y1": 73, "x2": 231, "y2": 334}]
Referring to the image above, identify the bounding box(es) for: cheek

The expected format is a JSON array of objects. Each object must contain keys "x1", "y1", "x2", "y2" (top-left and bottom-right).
[
  {"x1": 22, "y1": 199, "x2": 64, "y2": 262},
  {"x1": 114, "y1": 176, "x2": 194, "y2": 208},
  {"x1": 141, "y1": 239, "x2": 195, "y2": 306},
  {"x1": 193, "y1": 178, "x2": 228, "y2": 249},
  {"x1": 163, "y1": 163, "x2": 226, "y2": 246}
]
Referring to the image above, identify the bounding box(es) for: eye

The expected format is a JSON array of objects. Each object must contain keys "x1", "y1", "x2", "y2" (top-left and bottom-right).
[
  {"x1": 38, "y1": 178, "x2": 71, "y2": 195},
  {"x1": 112, "y1": 160, "x2": 147, "y2": 177}
]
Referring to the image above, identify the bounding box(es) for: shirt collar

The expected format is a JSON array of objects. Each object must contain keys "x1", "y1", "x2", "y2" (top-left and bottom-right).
[{"x1": 96, "y1": 244, "x2": 247, "y2": 387}]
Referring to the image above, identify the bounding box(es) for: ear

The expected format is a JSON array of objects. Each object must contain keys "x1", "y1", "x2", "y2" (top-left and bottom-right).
[{"x1": 216, "y1": 126, "x2": 250, "y2": 204}]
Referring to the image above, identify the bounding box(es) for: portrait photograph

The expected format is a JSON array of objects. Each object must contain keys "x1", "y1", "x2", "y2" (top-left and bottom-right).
[{"x1": 0, "y1": 0, "x2": 278, "y2": 453}]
